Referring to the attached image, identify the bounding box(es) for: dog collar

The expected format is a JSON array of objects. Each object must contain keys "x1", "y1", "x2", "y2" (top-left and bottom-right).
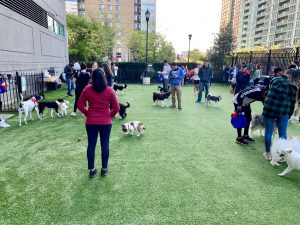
[{"x1": 31, "y1": 98, "x2": 37, "y2": 103}]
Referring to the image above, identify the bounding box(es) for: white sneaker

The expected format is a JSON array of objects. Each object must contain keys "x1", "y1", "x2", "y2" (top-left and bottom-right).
[
  {"x1": 292, "y1": 116, "x2": 299, "y2": 122},
  {"x1": 0, "y1": 120, "x2": 10, "y2": 128},
  {"x1": 70, "y1": 112, "x2": 76, "y2": 117}
]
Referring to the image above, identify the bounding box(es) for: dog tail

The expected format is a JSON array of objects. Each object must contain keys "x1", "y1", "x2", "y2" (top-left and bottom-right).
[
  {"x1": 124, "y1": 84, "x2": 127, "y2": 88},
  {"x1": 126, "y1": 102, "x2": 130, "y2": 108}
]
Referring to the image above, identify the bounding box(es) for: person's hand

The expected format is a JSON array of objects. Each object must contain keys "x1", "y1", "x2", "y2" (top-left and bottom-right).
[
  {"x1": 236, "y1": 106, "x2": 242, "y2": 112},
  {"x1": 173, "y1": 75, "x2": 178, "y2": 78},
  {"x1": 158, "y1": 71, "x2": 162, "y2": 75}
]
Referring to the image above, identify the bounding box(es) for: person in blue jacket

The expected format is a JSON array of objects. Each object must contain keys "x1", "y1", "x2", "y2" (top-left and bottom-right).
[{"x1": 169, "y1": 63, "x2": 184, "y2": 109}]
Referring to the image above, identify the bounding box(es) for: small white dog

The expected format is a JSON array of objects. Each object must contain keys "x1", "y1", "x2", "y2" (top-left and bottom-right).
[
  {"x1": 121, "y1": 121, "x2": 145, "y2": 136},
  {"x1": 270, "y1": 138, "x2": 300, "y2": 166},
  {"x1": 18, "y1": 94, "x2": 43, "y2": 126},
  {"x1": 278, "y1": 148, "x2": 300, "y2": 177},
  {"x1": 59, "y1": 100, "x2": 70, "y2": 116}
]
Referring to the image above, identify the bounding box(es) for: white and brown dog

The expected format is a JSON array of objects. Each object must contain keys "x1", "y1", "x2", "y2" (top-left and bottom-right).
[
  {"x1": 121, "y1": 121, "x2": 145, "y2": 136},
  {"x1": 59, "y1": 100, "x2": 70, "y2": 116},
  {"x1": 18, "y1": 94, "x2": 43, "y2": 126}
]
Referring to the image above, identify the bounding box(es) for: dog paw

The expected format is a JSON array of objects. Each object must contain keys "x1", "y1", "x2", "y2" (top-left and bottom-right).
[{"x1": 278, "y1": 173, "x2": 285, "y2": 177}]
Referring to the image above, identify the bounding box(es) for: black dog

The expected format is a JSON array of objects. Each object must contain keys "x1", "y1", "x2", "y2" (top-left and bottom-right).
[
  {"x1": 113, "y1": 84, "x2": 127, "y2": 94},
  {"x1": 157, "y1": 85, "x2": 169, "y2": 93},
  {"x1": 119, "y1": 102, "x2": 130, "y2": 119},
  {"x1": 38, "y1": 99, "x2": 65, "y2": 117},
  {"x1": 153, "y1": 91, "x2": 171, "y2": 107}
]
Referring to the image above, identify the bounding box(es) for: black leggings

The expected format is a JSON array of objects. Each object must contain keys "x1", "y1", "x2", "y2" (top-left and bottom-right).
[
  {"x1": 234, "y1": 104, "x2": 252, "y2": 138},
  {"x1": 73, "y1": 89, "x2": 83, "y2": 113},
  {"x1": 86, "y1": 124, "x2": 112, "y2": 170}
]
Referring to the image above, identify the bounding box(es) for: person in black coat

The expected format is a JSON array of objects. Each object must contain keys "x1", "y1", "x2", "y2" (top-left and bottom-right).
[{"x1": 71, "y1": 63, "x2": 91, "y2": 116}]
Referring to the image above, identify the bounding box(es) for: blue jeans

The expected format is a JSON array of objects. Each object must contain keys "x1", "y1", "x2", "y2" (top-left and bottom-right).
[
  {"x1": 66, "y1": 76, "x2": 73, "y2": 96},
  {"x1": 264, "y1": 115, "x2": 288, "y2": 152},
  {"x1": 197, "y1": 81, "x2": 210, "y2": 102},
  {"x1": 86, "y1": 124, "x2": 112, "y2": 170}
]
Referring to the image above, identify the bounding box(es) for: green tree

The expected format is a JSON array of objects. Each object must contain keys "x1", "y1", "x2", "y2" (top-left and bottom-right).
[
  {"x1": 208, "y1": 25, "x2": 234, "y2": 81},
  {"x1": 188, "y1": 49, "x2": 207, "y2": 64},
  {"x1": 127, "y1": 31, "x2": 176, "y2": 63},
  {"x1": 67, "y1": 14, "x2": 115, "y2": 62}
]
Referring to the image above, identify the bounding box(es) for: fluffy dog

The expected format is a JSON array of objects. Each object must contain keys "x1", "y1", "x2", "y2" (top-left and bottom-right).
[
  {"x1": 249, "y1": 115, "x2": 278, "y2": 137},
  {"x1": 59, "y1": 100, "x2": 70, "y2": 116},
  {"x1": 278, "y1": 148, "x2": 300, "y2": 176},
  {"x1": 121, "y1": 121, "x2": 145, "y2": 136},
  {"x1": 153, "y1": 91, "x2": 171, "y2": 107},
  {"x1": 206, "y1": 94, "x2": 222, "y2": 107},
  {"x1": 18, "y1": 94, "x2": 43, "y2": 126},
  {"x1": 113, "y1": 84, "x2": 127, "y2": 94},
  {"x1": 38, "y1": 99, "x2": 67, "y2": 117},
  {"x1": 119, "y1": 102, "x2": 130, "y2": 119},
  {"x1": 271, "y1": 138, "x2": 300, "y2": 167}
]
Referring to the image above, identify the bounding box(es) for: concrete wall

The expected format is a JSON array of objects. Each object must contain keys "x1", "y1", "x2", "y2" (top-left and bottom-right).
[{"x1": 0, "y1": 0, "x2": 68, "y2": 75}]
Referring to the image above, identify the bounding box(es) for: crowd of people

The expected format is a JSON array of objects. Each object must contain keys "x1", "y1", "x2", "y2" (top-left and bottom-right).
[{"x1": 230, "y1": 60, "x2": 300, "y2": 161}]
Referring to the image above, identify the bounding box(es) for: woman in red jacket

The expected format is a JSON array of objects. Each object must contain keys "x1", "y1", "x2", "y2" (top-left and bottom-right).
[{"x1": 77, "y1": 69, "x2": 120, "y2": 178}]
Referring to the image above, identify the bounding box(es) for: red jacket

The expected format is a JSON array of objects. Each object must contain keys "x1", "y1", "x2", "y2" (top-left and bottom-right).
[{"x1": 77, "y1": 85, "x2": 120, "y2": 125}]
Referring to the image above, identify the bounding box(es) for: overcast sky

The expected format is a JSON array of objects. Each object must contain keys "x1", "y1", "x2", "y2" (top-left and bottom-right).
[{"x1": 156, "y1": 0, "x2": 222, "y2": 54}]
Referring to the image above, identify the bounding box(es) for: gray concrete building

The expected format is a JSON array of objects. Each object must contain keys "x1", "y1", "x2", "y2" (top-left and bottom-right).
[
  {"x1": 237, "y1": 0, "x2": 300, "y2": 50},
  {"x1": 0, "y1": 0, "x2": 68, "y2": 74}
]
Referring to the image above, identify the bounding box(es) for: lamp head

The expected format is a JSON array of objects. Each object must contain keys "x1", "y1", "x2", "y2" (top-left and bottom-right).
[{"x1": 145, "y1": 9, "x2": 150, "y2": 22}]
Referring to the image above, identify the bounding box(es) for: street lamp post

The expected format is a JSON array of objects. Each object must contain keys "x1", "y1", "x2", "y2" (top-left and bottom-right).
[
  {"x1": 145, "y1": 9, "x2": 150, "y2": 68},
  {"x1": 187, "y1": 34, "x2": 192, "y2": 68}
]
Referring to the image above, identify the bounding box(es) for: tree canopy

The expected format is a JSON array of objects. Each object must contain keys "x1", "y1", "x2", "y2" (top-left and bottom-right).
[
  {"x1": 67, "y1": 14, "x2": 115, "y2": 62},
  {"x1": 208, "y1": 25, "x2": 234, "y2": 80},
  {"x1": 127, "y1": 31, "x2": 176, "y2": 63}
]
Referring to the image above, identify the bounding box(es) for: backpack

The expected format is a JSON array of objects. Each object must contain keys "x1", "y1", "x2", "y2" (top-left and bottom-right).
[{"x1": 0, "y1": 75, "x2": 7, "y2": 93}]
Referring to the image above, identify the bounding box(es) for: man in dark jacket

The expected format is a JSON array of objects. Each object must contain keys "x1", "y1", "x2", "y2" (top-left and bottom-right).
[
  {"x1": 195, "y1": 60, "x2": 213, "y2": 103},
  {"x1": 234, "y1": 65, "x2": 250, "y2": 94},
  {"x1": 262, "y1": 72, "x2": 298, "y2": 160},
  {"x1": 233, "y1": 85, "x2": 266, "y2": 145},
  {"x1": 64, "y1": 62, "x2": 74, "y2": 96}
]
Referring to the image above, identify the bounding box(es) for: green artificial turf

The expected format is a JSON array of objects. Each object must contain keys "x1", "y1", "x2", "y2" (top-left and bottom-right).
[{"x1": 0, "y1": 84, "x2": 300, "y2": 225}]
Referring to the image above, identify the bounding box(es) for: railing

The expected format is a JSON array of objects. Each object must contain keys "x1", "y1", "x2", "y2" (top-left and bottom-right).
[
  {"x1": 0, "y1": 72, "x2": 43, "y2": 112},
  {"x1": 229, "y1": 47, "x2": 300, "y2": 76}
]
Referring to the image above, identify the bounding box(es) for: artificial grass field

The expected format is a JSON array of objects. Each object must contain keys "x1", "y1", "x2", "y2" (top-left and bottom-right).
[{"x1": 0, "y1": 84, "x2": 300, "y2": 225}]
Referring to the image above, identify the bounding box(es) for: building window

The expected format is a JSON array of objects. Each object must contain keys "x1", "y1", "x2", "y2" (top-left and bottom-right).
[
  {"x1": 108, "y1": 14, "x2": 113, "y2": 19},
  {"x1": 115, "y1": 23, "x2": 121, "y2": 29},
  {"x1": 116, "y1": 14, "x2": 121, "y2": 22},
  {"x1": 116, "y1": 0, "x2": 121, "y2": 3},
  {"x1": 47, "y1": 14, "x2": 65, "y2": 37},
  {"x1": 99, "y1": 4, "x2": 105, "y2": 10},
  {"x1": 47, "y1": 15, "x2": 54, "y2": 32},
  {"x1": 116, "y1": 5, "x2": 121, "y2": 11},
  {"x1": 107, "y1": 5, "x2": 113, "y2": 10}
]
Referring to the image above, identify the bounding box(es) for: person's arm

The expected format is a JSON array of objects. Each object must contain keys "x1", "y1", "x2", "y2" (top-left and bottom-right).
[
  {"x1": 198, "y1": 68, "x2": 202, "y2": 79},
  {"x1": 168, "y1": 70, "x2": 172, "y2": 80},
  {"x1": 179, "y1": 69, "x2": 185, "y2": 80},
  {"x1": 289, "y1": 84, "x2": 297, "y2": 118},
  {"x1": 77, "y1": 88, "x2": 88, "y2": 116},
  {"x1": 110, "y1": 90, "x2": 120, "y2": 118}
]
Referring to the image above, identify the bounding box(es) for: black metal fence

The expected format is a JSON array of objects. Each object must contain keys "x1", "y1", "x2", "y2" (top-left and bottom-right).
[
  {"x1": 230, "y1": 47, "x2": 300, "y2": 75},
  {"x1": 0, "y1": 72, "x2": 44, "y2": 112}
]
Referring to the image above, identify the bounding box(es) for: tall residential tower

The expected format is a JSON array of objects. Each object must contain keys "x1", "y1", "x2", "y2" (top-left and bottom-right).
[
  {"x1": 237, "y1": 0, "x2": 300, "y2": 50},
  {"x1": 76, "y1": 0, "x2": 156, "y2": 62}
]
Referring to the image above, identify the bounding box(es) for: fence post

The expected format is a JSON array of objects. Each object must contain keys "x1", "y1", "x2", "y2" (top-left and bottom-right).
[
  {"x1": 231, "y1": 54, "x2": 235, "y2": 67},
  {"x1": 266, "y1": 50, "x2": 272, "y2": 76},
  {"x1": 249, "y1": 51, "x2": 253, "y2": 64},
  {"x1": 16, "y1": 72, "x2": 22, "y2": 100},
  {"x1": 295, "y1": 47, "x2": 300, "y2": 61}
]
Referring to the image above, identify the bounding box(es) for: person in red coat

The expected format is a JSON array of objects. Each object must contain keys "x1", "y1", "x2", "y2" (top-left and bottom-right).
[{"x1": 78, "y1": 69, "x2": 120, "y2": 178}]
